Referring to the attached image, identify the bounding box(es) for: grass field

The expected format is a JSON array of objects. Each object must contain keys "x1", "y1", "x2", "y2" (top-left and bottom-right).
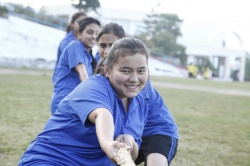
[
  {"x1": 0, "y1": 74, "x2": 250, "y2": 166},
  {"x1": 150, "y1": 75, "x2": 250, "y2": 91}
]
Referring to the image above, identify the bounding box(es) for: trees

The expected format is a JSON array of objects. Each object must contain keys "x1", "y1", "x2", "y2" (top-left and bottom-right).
[
  {"x1": 244, "y1": 52, "x2": 250, "y2": 81},
  {"x1": 71, "y1": 0, "x2": 100, "y2": 13},
  {"x1": 135, "y1": 13, "x2": 187, "y2": 65}
]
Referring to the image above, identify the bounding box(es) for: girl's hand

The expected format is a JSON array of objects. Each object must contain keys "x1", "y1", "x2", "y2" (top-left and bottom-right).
[
  {"x1": 115, "y1": 134, "x2": 135, "y2": 152},
  {"x1": 115, "y1": 134, "x2": 138, "y2": 160},
  {"x1": 101, "y1": 140, "x2": 130, "y2": 164}
]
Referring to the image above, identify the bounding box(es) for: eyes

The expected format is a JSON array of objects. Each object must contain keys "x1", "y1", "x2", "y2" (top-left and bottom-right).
[
  {"x1": 99, "y1": 43, "x2": 113, "y2": 48},
  {"x1": 121, "y1": 69, "x2": 147, "y2": 74},
  {"x1": 85, "y1": 30, "x2": 99, "y2": 37}
]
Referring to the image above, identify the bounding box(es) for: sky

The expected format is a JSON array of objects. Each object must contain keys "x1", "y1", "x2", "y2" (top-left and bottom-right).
[{"x1": 1, "y1": 0, "x2": 250, "y2": 52}]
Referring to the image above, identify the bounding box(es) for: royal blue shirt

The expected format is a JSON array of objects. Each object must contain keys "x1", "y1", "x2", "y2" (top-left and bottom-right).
[
  {"x1": 53, "y1": 31, "x2": 76, "y2": 83},
  {"x1": 19, "y1": 74, "x2": 148, "y2": 166},
  {"x1": 95, "y1": 54, "x2": 179, "y2": 139},
  {"x1": 51, "y1": 40, "x2": 93, "y2": 114},
  {"x1": 141, "y1": 80, "x2": 179, "y2": 139}
]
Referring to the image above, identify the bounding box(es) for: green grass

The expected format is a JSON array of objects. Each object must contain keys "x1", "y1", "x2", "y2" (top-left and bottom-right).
[
  {"x1": 0, "y1": 75, "x2": 52, "y2": 165},
  {"x1": 0, "y1": 74, "x2": 250, "y2": 166},
  {"x1": 150, "y1": 75, "x2": 250, "y2": 92}
]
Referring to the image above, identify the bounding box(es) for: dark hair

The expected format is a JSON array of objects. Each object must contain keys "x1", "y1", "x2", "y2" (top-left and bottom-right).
[
  {"x1": 66, "y1": 12, "x2": 86, "y2": 34},
  {"x1": 96, "y1": 23, "x2": 126, "y2": 42},
  {"x1": 78, "y1": 17, "x2": 101, "y2": 72},
  {"x1": 94, "y1": 38, "x2": 149, "y2": 75}
]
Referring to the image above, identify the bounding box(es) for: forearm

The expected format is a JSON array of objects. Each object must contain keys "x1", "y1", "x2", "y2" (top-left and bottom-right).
[
  {"x1": 131, "y1": 141, "x2": 138, "y2": 160},
  {"x1": 75, "y1": 63, "x2": 88, "y2": 82},
  {"x1": 94, "y1": 110, "x2": 115, "y2": 151},
  {"x1": 79, "y1": 72, "x2": 88, "y2": 82}
]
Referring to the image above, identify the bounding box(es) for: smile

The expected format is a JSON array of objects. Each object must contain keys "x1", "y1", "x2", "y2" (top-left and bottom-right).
[{"x1": 125, "y1": 85, "x2": 138, "y2": 89}]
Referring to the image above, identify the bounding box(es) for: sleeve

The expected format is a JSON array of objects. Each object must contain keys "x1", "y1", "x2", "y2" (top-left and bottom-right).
[
  {"x1": 68, "y1": 79, "x2": 113, "y2": 127},
  {"x1": 58, "y1": 39, "x2": 71, "y2": 59},
  {"x1": 67, "y1": 42, "x2": 90, "y2": 69},
  {"x1": 146, "y1": 80, "x2": 168, "y2": 111}
]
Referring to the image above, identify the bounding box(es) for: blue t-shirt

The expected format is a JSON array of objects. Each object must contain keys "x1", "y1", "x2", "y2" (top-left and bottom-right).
[
  {"x1": 95, "y1": 53, "x2": 179, "y2": 139},
  {"x1": 141, "y1": 80, "x2": 179, "y2": 139},
  {"x1": 19, "y1": 74, "x2": 148, "y2": 166},
  {"x1": 53, "y1": 31, "x2": 76, "y2": 83},
  {"x1": 51, "y1": 40, "x2": 93, "y2": 114}
]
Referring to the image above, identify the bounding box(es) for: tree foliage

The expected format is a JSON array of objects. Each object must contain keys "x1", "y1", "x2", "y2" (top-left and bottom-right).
[
  {"x1": 71, "y1": 0, "x2": 100, "y2": 13},
  {"x1": 244, "y1": 52, "x2": 250, "y2": 81},
  {"x1": 135, "y1": 13, "x2": 187, "y2": 65}
]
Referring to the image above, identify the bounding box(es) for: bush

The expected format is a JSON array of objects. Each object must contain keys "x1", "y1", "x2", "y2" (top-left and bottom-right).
[
  {"x1": 244, "y1": 56, "x2": 250, "y2": 81},
  {"x1": 0, "y1": 6, "x2": 8, "y2": 17}
]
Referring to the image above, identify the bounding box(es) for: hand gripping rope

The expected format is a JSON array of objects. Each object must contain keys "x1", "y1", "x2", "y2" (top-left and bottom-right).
[{"x1": 117, "y1": 148, "x2": 136, "y2": 166}]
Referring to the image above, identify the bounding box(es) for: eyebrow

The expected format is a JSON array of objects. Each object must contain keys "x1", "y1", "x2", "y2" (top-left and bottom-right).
[
  {"x1": 119, "y1": 66, "x2": 147, "y2": 70},
  {"x1": 99, "y1": 42, "x2": 114, "y2": 44}
]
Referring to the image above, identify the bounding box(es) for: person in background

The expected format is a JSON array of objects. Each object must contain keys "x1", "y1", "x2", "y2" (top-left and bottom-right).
[
  {"x1": 50, "y1": 17, "x2": 100, "y2": 114},
  {"x1": 188, "y1": 63, "x2": 198, "y2": 78},
  {"x1": 188, "y1": 63, "x2": 194, "y2": 78},
  {"x1": 53, "y1": 11, "x2": 86, "y2": 83},
  {"x1": 94, "y1": 23, "x2": 126, "y2": 64},
  {"x1": 232, "y1": 57, "x2": 240, "y2": 81},
  {"x1": 18, "y1": 38, "x2": 149, "y2": 166},
  {"x1": 95, "y1": 23, "x2": 179, "y2": 166},
  {"x1": 202, "y1": 67, "x2": 210, "y2": 79}
]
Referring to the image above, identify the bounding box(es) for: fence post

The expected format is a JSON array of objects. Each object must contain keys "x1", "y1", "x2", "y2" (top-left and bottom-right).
[{"x1": 59, "y1": 19, "x2": 62, "y2": 30}]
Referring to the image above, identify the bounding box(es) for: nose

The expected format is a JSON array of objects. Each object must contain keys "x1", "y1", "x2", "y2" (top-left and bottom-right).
[
  {"x1": 93, "y1": 33, "x2": 97, "y2": 40},
  {"x1": 104, "y1": 46, "x2": 111, "y2": 56},
  {"x1": 129, "y1": 72, "x2": 139, "y2": 82}
]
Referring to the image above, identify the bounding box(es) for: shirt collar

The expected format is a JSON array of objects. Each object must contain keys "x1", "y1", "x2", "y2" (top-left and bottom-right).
[{"x1": 67, "y1": 30, "x2": 76, "y2": 40}]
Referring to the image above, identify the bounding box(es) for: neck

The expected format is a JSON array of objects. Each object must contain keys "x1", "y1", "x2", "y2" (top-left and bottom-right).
[
  {"x1": 86, "y1": 47, "x2": 91, "y2": 52},
  {"x1": 72, "y1": 30, "x2": 77, "y2": 39},
  {"x1": 121, "y1": 97, "x2": 129, "y2": 114}
]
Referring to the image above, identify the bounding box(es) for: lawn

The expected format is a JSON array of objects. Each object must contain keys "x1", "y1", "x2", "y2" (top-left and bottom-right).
[
  {"x1": 0, "y1": 74, "x2": 249, "y2": 166},
  {"x1": 150, "y1": 75, "x2": 250, "y2": 92}
]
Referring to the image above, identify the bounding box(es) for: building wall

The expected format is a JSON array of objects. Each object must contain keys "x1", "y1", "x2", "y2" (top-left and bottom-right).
[{"x1": 42, "y1": 5, "x2": 148, "y2": 36}]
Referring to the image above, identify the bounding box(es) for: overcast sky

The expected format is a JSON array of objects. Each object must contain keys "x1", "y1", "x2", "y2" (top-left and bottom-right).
[{"x1": 2, "y1": 0, "x2": 250, "y2": 52}]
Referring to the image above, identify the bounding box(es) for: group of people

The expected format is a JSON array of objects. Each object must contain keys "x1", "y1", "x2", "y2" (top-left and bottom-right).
[{"x1": 18, "y1": 12, "x2": 179, "y2": 166}]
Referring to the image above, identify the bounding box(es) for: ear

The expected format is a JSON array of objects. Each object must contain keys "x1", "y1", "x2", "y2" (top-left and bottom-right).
[
  {"x1": 104, "y1": 64, "x2": 111, "y2": 78},
  {"x1": 77, "y1": 32, "x2": 81, "y2": 40}
]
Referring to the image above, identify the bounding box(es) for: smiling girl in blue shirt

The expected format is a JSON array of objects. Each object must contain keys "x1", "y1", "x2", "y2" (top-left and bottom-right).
[
  {"x1": 19, "y1": 38, "x2": 149, "y2": 166},
  {"x1": 51, "y1": 17, "x2": 100, "y2": 114},
  {"x1": 95, "y1": 23, "x2": 179, "y2": 166},
  {"x1": 53, "y1": 12, "x2": 86, "y2": 83}
]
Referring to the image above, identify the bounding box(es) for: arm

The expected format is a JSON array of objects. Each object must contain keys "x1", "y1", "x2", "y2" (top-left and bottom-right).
[
  {"x1": 115, "y1": 134, "x2": 138, "y2": 160},
  {"x1": 75, "y1": 63, "x2": 88, "y2": 82},
  {"x1": 88, "y1": 108, "x2": 128, "y2": 164}
]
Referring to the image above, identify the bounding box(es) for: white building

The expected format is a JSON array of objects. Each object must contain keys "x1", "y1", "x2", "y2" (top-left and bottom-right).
[
  {"x1": 187, "y1": 29, "x2": 246, "y2": 82},
  {"x1": 42, "y1": 5, "x2": 149, "y2": 36}
]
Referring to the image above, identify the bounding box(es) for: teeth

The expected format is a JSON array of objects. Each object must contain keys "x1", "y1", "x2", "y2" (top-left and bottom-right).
[{"x1": 127, "y1": 85, "x2": 137, "y2": 88}]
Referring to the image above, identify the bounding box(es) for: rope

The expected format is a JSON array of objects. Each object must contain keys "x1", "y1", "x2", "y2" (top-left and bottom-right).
[{"x1": 117, "y1": 148, "x2": 136, "y2": 166}]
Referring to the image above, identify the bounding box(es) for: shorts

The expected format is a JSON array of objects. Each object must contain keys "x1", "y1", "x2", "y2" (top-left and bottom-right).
[{"x1": 135, "y1": 134, "x2": 178, "y2": 166}]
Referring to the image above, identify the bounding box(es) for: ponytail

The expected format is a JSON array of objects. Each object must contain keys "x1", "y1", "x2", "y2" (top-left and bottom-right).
[
  {"x1": 89, "y1": 49, "x2": 97, "y2": 72},
  {"x1": 93, "y1": 56, "x2": 107, "y2": 75},
  {"x1": 66, "y1": 11, "x2": 86, "y2": 34}
]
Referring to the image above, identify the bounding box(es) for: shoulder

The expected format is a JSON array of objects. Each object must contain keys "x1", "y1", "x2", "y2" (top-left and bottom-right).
[{"x1": 80, "y1": 75, "x2": 112, "y2": 93}]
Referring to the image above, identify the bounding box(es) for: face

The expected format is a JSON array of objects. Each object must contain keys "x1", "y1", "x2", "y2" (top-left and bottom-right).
[
  {"x1": 71, "y1": 15, "x2": 85, "y2": 35},
  {"x1": 77, "y1": 23, "x2": 100, "y2": 52},
  {"x1": 105, "y1": 53, "x2": 148, "y2": 100},
  {"x1": 98, "y1": 33, "x2": 120, "y2": 59}
]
